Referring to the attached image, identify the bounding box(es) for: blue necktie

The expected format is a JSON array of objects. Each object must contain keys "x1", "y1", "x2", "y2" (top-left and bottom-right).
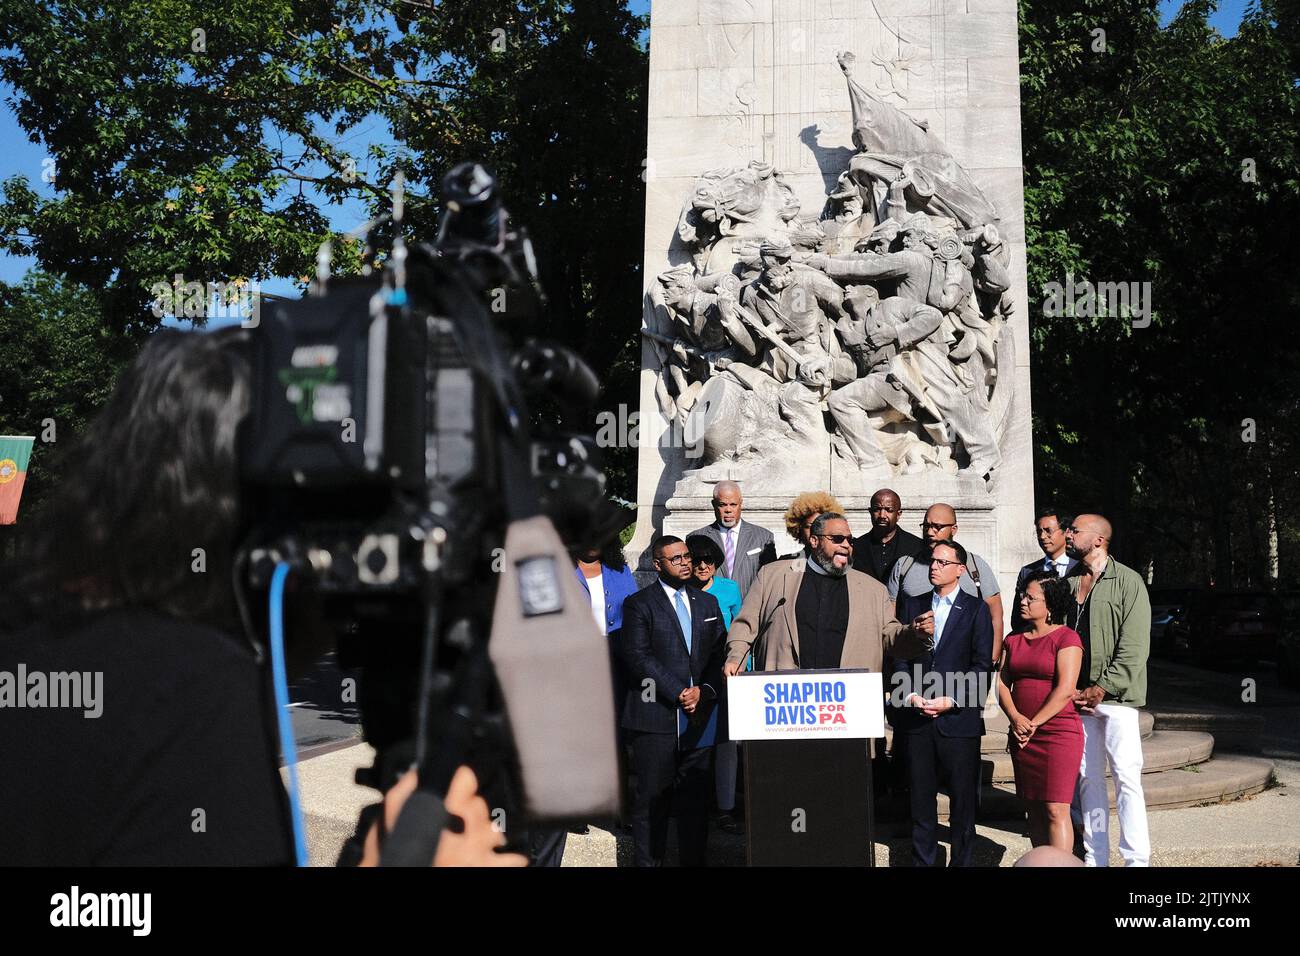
[{"x1": 674, "y1": 589, "x2": 692, "y2": 653}]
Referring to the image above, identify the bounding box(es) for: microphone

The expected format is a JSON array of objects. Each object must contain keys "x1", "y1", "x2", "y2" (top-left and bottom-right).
[{"x1": 748, "y1": 597, "x2": 786, "y2": 673}]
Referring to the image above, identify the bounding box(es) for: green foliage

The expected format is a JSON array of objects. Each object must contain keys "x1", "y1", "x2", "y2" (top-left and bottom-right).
[
  {"x1": 0, "y1": 0, "x2": 649, "y2": 495},
  {"x1": 1021, "y1": 0, "x2": 1300, "y2": 586},
  {"x1": 0, "y1": 270, "x2": 140, "y2": 521},
  {"x1": 2, "y1": 1, "x2": 1297, "y2": 585}
]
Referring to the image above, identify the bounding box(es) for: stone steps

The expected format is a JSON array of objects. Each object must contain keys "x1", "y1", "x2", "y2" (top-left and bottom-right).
[
  {"x1": 883, "y1": 709, "x2": 1155, "y2": 754},
  {"x1": 877, "y1": 705, "x2": 1276, "y2": 822},
  {"x1": 979, "y1": 730, "x2": 1213, "y2": 784},
  {"x1": 882, "y1": 753, "x2": 1276, "y2": 824},
  {"x1": 981, "y1": 707, "x2": 1155, "y2": 737},
  {"x1": 1147, "y1": 708, "x2": 1265, "y2": 753}
]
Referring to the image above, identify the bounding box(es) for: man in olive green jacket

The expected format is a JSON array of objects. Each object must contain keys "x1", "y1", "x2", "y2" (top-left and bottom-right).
[{"x1": 1065, "y1": 514, "x2": 1151, "y2": 867}]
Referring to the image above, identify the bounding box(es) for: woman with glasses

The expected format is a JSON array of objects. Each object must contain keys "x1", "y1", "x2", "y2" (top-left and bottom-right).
[{"x1": 996, "y1": 571, "x2": 1085, "y2": 852}]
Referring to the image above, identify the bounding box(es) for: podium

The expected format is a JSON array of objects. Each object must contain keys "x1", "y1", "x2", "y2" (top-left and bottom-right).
[{"x1": 728, "y1": 668, "x2": 884, "y2": 867}]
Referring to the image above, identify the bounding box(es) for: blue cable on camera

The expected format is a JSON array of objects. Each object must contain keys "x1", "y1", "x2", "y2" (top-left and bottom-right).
[{"x1": 269, "y1": 562, "x2": 309, "y2": 867}]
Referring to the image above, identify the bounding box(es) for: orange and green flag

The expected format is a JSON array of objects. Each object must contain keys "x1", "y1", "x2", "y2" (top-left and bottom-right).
[{"x1": 0, "y1": 436, "x2": 34, "y2": 525}]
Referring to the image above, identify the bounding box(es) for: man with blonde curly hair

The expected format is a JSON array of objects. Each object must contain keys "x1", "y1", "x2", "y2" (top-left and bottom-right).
[{"x1": 783, "y1": 490, "x2": 844, "y2": 556}]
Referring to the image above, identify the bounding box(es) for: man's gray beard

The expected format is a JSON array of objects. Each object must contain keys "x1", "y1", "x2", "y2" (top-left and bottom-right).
[{"x1": 812, "y1": 551, "x2": 848, "y2": 577}]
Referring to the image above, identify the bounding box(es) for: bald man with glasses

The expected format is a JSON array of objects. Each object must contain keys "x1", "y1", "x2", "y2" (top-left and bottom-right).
[{"x1": 887, "y1": 502, "x2": 1005, "y2": 665}]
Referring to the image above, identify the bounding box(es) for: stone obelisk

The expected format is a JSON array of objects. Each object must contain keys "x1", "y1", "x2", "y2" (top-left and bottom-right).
[{"x1": 629, "y1": 0, "x2": 1037, "y2": 613}]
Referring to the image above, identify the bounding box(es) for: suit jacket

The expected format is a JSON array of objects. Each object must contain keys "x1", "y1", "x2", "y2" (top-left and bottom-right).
[
  {"x1": 725, "y1": 558, "x2": 930, "y2": 673},
  {"x1": 689, "y1": 519, "x2": 777, "y2": 598},
  {"x1": 851, "y1": 526, "x2": 924, "y2": 583},
  {"x1": 618, "y1": 582, "x2": 726, "y2": 734},
  {"x1": 573, "y1": 562, "x2": 639, "y2": 636},
  {"x1": 890, "y1": 590, "x2": 995, "y2": 738},
  {"x1": 1010, "y1": 554, "x2": 1080, "y2": 632}
]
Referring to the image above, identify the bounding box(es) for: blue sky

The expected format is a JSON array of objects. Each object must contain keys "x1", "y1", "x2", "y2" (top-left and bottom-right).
[{"x1": 0, "y1": 0, "x2": 1251, "y2": 292}]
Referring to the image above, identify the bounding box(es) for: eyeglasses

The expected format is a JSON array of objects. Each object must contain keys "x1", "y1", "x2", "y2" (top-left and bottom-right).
[
  {"x1": 660, "y1": 554, "x2": 692, "y2": 565},
  {"x1": 929, "y1": 557, "x2": 963, "y2": 568},
  {"x1": 1021, "y1": 596, "x2": 1045, "y2": 604},
  {"x1": 920, "y1": 522, "x2": 955, "y2": 531}
]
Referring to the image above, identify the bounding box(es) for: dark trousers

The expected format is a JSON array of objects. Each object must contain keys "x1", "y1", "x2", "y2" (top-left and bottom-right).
[
  {"x1": 903, "y1": 723, "x2": 981, "y2": 867},
  {"x1": 628, "y1": 730, "x2": 711, "y2": 867},
  {"x1": 527, "y1": 828, "x2": 568, "y2": 868}
]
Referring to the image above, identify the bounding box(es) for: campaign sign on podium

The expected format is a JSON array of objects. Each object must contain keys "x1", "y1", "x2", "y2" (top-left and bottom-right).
[
  {"x1": 728, "y1": 669, "x2": 883, "y2": 866},
  {"x1": 727, "y1": 669, "x2": 884, "y2": 740}
]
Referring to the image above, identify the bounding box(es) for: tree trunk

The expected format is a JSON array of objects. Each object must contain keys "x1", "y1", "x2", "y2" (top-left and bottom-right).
[{"x1": 1265, "y1": 452, "x2": 1280, "y2": 587}]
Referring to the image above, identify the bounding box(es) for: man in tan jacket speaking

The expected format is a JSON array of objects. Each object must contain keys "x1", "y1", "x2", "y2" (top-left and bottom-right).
[{"x1": 723, "y1": 512, "x2": 935, "y2": 679}]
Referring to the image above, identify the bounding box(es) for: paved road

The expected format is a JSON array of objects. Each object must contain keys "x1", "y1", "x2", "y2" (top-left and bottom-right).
[
  {"x1": 1148, "y1": 652, "x2": 1300, "y2": 772},
  {"x1": 288, "y1": 652, "x2": 362, "y2": 760}
]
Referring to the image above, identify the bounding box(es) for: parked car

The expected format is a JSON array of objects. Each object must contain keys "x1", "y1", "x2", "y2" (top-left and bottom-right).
[
  {"x1": 1149, "y1": 587, "x2": 1195, "y2": 655},
  {"x1": 1164, "y1": 591, "x2": 1282, "y2": 666},
  {"x1": 1277, "y1": 591, "x2": 1300, "y2": 688}
]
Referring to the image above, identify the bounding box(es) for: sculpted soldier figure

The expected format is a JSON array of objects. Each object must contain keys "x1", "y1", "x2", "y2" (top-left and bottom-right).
[
  {"x1": 827, "y1": 285, "x2": 944, "y2": 480},
  {"x1": 645, "y1": 49, "x2": 1019, "y2": 488},
  {"x1": 808, "y1": 213, "x2": 942, "y2": 306},
  {"x1": 828, "y1": 283, "x2": 1003, "y2": 481},
  {"x1": 659, "y1": 267, "x2": 757, "y2": 359},
  {"x1": 721, "y1": 237, "x2": 857, "y2": 444}
]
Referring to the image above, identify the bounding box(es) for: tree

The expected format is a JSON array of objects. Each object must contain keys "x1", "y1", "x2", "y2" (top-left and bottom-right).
[
  {"x1": 0, "y1": 0, "x2": 649, "y2": 494},
  {"x1": 1020, "y1": 0, "x2": 1300, "y2": 586},
  {"x1": 0, "y1": 270, "x2": 140, "y2": 531}
]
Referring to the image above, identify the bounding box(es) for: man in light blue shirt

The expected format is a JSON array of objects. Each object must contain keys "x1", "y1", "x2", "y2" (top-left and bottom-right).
[
  {"x1": 929, "y1": 587, "x2": 958, "y2": 651},
  {"x1": 890, "y1": 540, "x2": 995, "y2": 866}
]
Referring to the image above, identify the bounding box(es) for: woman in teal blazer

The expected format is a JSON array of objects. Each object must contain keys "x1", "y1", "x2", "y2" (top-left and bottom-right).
[{"x1": 685, "y1": 534, "x2": 742, "y2": 628}]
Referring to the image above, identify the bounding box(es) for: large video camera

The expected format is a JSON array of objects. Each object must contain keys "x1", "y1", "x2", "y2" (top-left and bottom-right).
[{"x1": 236, "y1": 163, "x2": 624, "y2": 862}]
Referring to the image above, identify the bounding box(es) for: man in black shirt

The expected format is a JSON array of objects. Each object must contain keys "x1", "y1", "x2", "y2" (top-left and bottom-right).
[
  {"x1": 851, "y1": 488, "x2": 924, "y2": 584},
  {"x1": 850, "y1": 488, "x2": 924, "y2": 795},
  {"x1": 796, "y1": 537, "x2": 852, "y2": 669}
]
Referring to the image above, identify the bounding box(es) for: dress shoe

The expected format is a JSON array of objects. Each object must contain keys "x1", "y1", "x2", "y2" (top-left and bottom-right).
[{"x1": 716, "y1": 812, "x2": 744, "y2": 835}]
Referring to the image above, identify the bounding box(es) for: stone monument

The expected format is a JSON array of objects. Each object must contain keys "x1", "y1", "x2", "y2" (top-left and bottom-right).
[{"x1": 629, "y1": 0, "x2": 1037, "y2": 612}]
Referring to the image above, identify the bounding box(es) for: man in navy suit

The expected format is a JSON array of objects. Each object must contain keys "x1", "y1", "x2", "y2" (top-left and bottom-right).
[
  {"x1": 891, "y1": 540, "x2": 995, "y2": 867},
  {"x1": 1010, "y1": 507, "x2": 1079, "y2": 632},
  {"x1": 618, "y1": 535, "x2": 727, "y2": 866}
]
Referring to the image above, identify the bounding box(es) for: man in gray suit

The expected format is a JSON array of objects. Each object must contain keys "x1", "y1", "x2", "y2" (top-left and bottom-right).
[
  {"x1": 689, "y1": 479, "x2": 776, "y2": 833},
  {"x1": 689, "y1": 480, "x2": 777, "y2": 599}
]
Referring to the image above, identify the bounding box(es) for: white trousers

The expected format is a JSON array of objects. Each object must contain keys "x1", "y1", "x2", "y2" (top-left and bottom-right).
[{"x1": 1077, "y1": 704, "x2": 1150, "y2": 866}]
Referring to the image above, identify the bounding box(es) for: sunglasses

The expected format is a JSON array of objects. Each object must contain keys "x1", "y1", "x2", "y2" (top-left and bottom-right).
[{"x1": 813, "y1": 534, "x2": 852, "y2": 544}]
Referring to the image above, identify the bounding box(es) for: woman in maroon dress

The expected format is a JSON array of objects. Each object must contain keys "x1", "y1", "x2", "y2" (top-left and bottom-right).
[{"x1": 997, "y1": 571, "x2": 1084, "y2": 852}]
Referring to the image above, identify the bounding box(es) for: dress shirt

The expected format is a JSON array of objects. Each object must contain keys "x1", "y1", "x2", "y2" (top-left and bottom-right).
[
  {"x1": 718, "y1": 520, "x2": 741, "y2": 574},
  {"x1": 907, "y1": 588, "x2": 959, "y2": 708},
  {"x1": 661, "y1": 581, "x2": 692, "y2": 625},
  {"x1": 931, "y1": 587, "x2": 958, "y2": 649},
  {"x1": 586, "y1": 571, "x2": 606, "y2": 635}
]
